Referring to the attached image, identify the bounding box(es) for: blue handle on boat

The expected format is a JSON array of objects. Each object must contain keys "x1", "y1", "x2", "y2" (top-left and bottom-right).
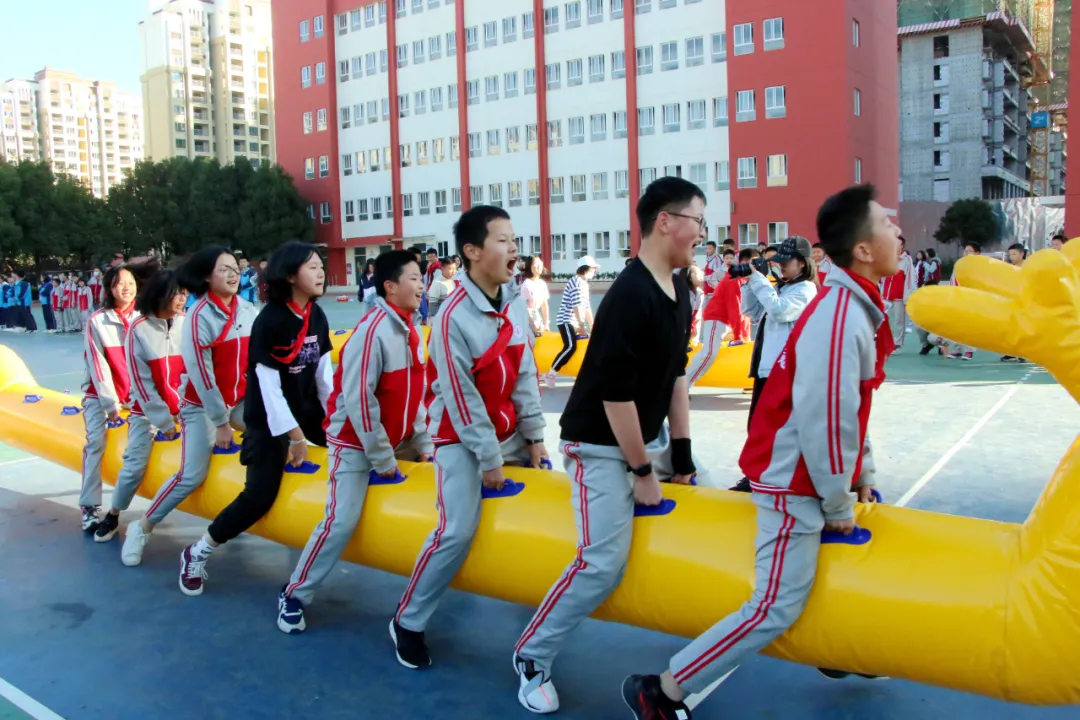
[
  {"x1": 576, "y1": 334, "x2": 590, "y2": 340},
  {"x1": 482, "y1": 479, "x2": 525, "y2": 499},
  {"x1": 106, "y1": 417, "x2": 127, "y2": 429},
  {"x1": 286, "y1": 460, "x2": 321, "y2": 474},
  {"x1": 61, "y1": 406, "x2": 82, "y2": 416},
  {"x1": 23, "y1": 394, "x2": 42, "y2": 404},
  {"x1": 369, "y1": 468, "x2": 408, "y2": 485},
  {"x1": 871, "y1": 488, "x2": 883, "y2": 503},
  {"x1": 154, "y1": 431, "x2": 181, "y2": 442},
  {"x1": 821, "y1": 526, "x2": 873, "y2": 546},
  {"x1": 634, "y1": 498, "x2": 677, "y2": 517},
  {"x1": 524, "y1": 458, "x2": 554, "y2": 470},
  {"x1": 212, "y1": 442, "x2": 241, "y2": 455},
  {"x1": 334, "y1": 329, "x2": 348, "y2": 335}
]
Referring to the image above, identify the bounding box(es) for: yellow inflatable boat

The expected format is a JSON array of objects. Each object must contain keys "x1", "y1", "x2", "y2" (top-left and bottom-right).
[
  {"x1": 0, "y1": 243, "x2": 1078, "y2": 705},
  {"x1": 330, "y1": 326, "x2": 755, "y2": 390}
]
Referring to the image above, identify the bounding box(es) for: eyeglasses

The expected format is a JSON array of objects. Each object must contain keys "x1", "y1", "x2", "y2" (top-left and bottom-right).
[{"x1": 666, "y1": 211, "x2": 707, "y2": 230}]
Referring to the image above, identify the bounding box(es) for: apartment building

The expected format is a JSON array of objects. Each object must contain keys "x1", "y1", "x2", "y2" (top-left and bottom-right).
[
  {"x1": 0, "y1": 80, "x2": 41, "y2": 165},
  {"x1": 2, "y1": 70, "x2": 144, "y2": 198},
  {"x1": 273, "y1": 0, "x2": 897, "y2": 286},
  {"x1": 140, "y1": 0, "x2": 275, "y2": 166}
]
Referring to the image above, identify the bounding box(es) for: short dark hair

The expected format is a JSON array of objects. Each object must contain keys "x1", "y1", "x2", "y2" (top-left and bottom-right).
[
  {"x1": 722, "y1": 238, "x2": 735, "y2": 246},
  {"x1": 636, "y1": 176, "x2": 706, "y2": 237},
  {"x1": 706, "y1": 241, "x2": 717, "y2": 249},
  {"x1": 136, "y1": 269, "x2": 183, "y2": 317},
  {"x1": 522, "y1": 255, "x2": 541, "y2": 280},
  {"x1": 178, "y1": 245, "x2": 233, "y2": 296},
  {"x1": 898, "y1": 235, "x2": 907, "y2": 247},
  {"x1": 103, "y1": 259, "x2": 161, "y2": 310},
  {"x1": 453, "y1": 205, "x2": 511, "y2": 269},
  {"x1": 964, "y1": 241, "x2": 982, "y2": 254},
  {"x1": 1052, "y1": 233, "x2": 1067, "y2": 241},
  {"x1": 375, "y1": 249, "x2": 420, "y2": 298},
  {"x1": 426, "y1": 248, "x2": 438, "y2": 256},
  {"x1": 722, "y1": 249, "x2": 736, "y2": 258},
  {"x1": 763, "y1": 246, "x2": 778, "y2": 256},
  {"x1": 266, "y1": 241, "x2": 323, "y2": 304},
  {"x1": 738, "y1": 248, "x2": 760, "y2": 262},
  {"x1": 1008, "y1": 242, "x2": 1027, "y2": 256},
  {"x1": 816, "y1": 184, "x2": 877, "y2": 269}
]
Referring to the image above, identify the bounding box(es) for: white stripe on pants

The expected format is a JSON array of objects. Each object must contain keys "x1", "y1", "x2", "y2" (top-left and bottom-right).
[
  {"x1": 885, "y1": 300, "x2": 906, "y2": 348},
  {"x1": 143, "y1": 403, "x2": 216, "y2": 526},
  {"x1": 686, "y1": 320, "x2": 728, "y2": 387},
  {"x1": 395, "y1": 433, "x2": 531, "y2": 632},
  {"x1": 110, "y1": 414, "x2": 156, "y2": 512},
  {"x1": 285, "y1": 441, "x2": 419, "y2": 606},
  {"x1": 79, "y1": 396, "x2": 109, "y2": 507},
  {"x1": 668, "y1": 493, "x2": 824, "y2": 694}
]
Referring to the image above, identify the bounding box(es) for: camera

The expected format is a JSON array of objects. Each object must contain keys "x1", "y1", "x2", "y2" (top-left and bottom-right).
[{"x1": 728, "y1": 257, "x2": 772, "y2": 278}]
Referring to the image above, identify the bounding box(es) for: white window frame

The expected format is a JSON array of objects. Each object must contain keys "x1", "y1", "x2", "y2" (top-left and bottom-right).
[
  {"x1": 686, "y1": 37, "x2": 704, "y2": 66},
  {"x1": 763, "y1": 18, "x2": 784, "y2": 50},
  {"x1": 733, "y1": 23, "x2": 753, "y2": 55},
  {"x1": 737, "y1": 157, "x2": 757, "y2": 188},
  {"x1": 660, "y1": 41, "x2": 679, "y2": 71},
  {"x1": 765, "y1": 86, "x2": 786, "y2": 119},
  {"x1": 766, "y1": 154, "x2": 788, "y2": 186},
  {"x1": 736, "y1": 90, "x2": 755, "y2": 121}
]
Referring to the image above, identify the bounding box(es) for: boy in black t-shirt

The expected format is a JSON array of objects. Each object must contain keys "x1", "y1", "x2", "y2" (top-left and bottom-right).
[
  {"x1": 180, "y1": 242, "x2": 333, "y2": 591},
  {"x1": 511, "y1": 178, "x2": 704, "y2": 714}
]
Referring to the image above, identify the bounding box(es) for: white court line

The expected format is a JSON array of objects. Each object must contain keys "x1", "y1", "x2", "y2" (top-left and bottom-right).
[
  {"x1": 0, "y1": 457, "x2": 41, "y2": 468},
  {"x1": 895, "y1": 367, "x2": 1034, "y2": 508},
  {"x1": 0, "y1": 677, "x2": 66, "y2": 720},
  {"x1": 685, "y1": 668, "x2": 737, "y2": 711}
]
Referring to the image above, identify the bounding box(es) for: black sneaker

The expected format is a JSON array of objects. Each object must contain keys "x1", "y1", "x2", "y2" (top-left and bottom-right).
[
  {"x1": 621, "y1": 675, "x2": 692, "y2": 720},
  {"x1": 919, "y1": 343, "x2": 933, "y2": 356},
  {"x1": 389, "y1": 619, "x2": 431, "y2": 669},
  {"x1": 729, "y1": 477, "x2": 752, "y2": 493},
  {"x1": 93, "y1": 512, "x2": 120, "y2": 543},
  {"x1": 80, "y1": 506, "x2": 101, "y2": 532},
  {"x1": 818, "y1": 667, "x2": 888, "y2": 681}
]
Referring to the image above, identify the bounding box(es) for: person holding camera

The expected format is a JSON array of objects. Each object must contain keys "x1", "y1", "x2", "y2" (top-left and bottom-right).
[{"x1": 730, "y1": 236, "x2": 818, "y2": 493}]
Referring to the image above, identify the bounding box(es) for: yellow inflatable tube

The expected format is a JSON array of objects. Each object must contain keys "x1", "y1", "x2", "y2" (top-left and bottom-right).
[
  {"x1": 330, "y1": 326, "x2": 754, "y2": 390},
  {"x1": 3, "y1": 238, "x2": 1080, "y2": 706}
]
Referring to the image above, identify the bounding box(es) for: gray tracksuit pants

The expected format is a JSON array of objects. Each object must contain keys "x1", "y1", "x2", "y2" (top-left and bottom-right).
[
  {"x1": 394, "y1": 433, "x2": 533, "y2": 632},
  {"x1": 79, "y1": 396, "x2": 109, "y2": 507},
  {"x1": 143, "y1": 403, "x2": 216, "y2": 526},
  {"x1": 687, "y1": 320, "x2": 729, "y2": 387},
  {"x1": 514, "y1": 426, "x2": 698, "y2": 673},
  {"x1": 669, "y1": 492, "x2": 824, "y2": 694},
  {"x1": 110, "y1": 414, "x2": 156, "y2": 512},
  {"x1": 886, "y1": 300, "x2": 906, "y2": 349},
  {"x1": 285, "y1": 441, "x2": 419, "y2": 606}
]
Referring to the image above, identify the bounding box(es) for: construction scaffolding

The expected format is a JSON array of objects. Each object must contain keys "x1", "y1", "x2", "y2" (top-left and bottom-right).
[{"x1": 898, "y1": 0, "x2": 1034, "y2": 29}]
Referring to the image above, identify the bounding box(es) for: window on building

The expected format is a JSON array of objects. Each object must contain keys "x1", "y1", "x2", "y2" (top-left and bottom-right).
[
  {"x1": 342, "y1": 153, "x2": 353, "y2": 176},
  {"x1": 588, "y1": 0, "x2": 603, "y2": 21},
  {"x1": 299, "y1": 20, "x2": 310, "y2": 42},
  {"x1": 567, "y1": 59, "x2": 583, "y2": 86},
  {"x1": 592, "y1": 172, "x2": 609, "y2": 199},
  {"x1": 301, "y1": 66, "x2": 311, "y2": 88},
  {"x1": 588, "y1": 54, "x2": 605, "y2": 83},
  {"x1": 766, "y1": 154, "x2": 787, "y2": 186},
  {"x1": 504, "y1": 71, "x2": 519, "y2": 97},
  {"x1": 303, "y1": 112, "x2": 312, "y2": 134},
  {"x1": 315, "y1": 62, "x2": 326, "y2": 84},
  {"x1": 933, "y1": 35, "x2": 949, "y2": 59},
  {"x1": 713, "y1": 97, "x2": 728, "y2": 126},
  {"x1": 398, "y1": 94, "x2": 409, "y2": 117},
  {"x1": 400, "y1": 143, "x2": 412, "y2": 168},
  {"x1": 662, "y1": 103, "x2": 680, "y2": 132},
  {"x1": 738, "y1": 223, "x2": 758, "y2": 247},
  {"x1": 552, "y1": 234, "x2": 566, "y2": 260},
  {"x1": 485, "y1": 20, "x2": 498, "y2": 46},
  {"x1": 314, "y1": 15, "x2": 324, "y2": 38},
  {"x1": 636, "y1": 46, "x2": 653, "y2": 74},
  {"x1": 737, "y1": 157, "x2": 757, "y2": 188},
  {"x1": 489, "y1": 183, "x2": 503, "y2": 207},
  {"x1": 344, "y1": 199, "x2": 355, "y2": 222},
  {"x1": 503, "y1": 16, "x2": 517, "y2": 42},
  {"x1": 548, "y1": 120, "x2": 563, "y2": 147},
  {"x1": 733, "y1": 23, "x2": 753, "y2": 55},
  {"x1": 569, "y1": 116, "x2": 585, "y2": 144},
  {"x1": 611, "y1": 50, "x2": 626, "y2": 79},
  {"x1": 550, "y1": 176, "x2": 565, "y2": 202},
  {"x1": 661, "y1": 41, "x2": 679, "y2": 71},
  {"x1": 765, "y1": 86, "x2": 786, "y2": 119},
  {"x1": 854, "y1": 88, "x2": 861, "y2": 116},
  {"x1": 487, "y1": 129, "x2": 501, "y2": 154},
  {"x1": 763, "y1": 18, "x2": 784, "y2": 50},
  {"x1": 852, "y1": 19, "x2": 860, "y2": 47},
  {"x1": 485, "y1": 76, "x2": 499, "y2": 101},
  {"x1": 372, "y1": 197, "x2": 382, "y2": 220},
  {"x1": 320, "y1": 200, "x2": 331, "y2": 223},
  {"x1": 617, "y1": 229, "x2": 631, "y2": 257},
  {"x1": 434, "y1": 190, "x2": 447, "y2": 213},
  {"x1": 402, "y1": 193, "x2": 413, "y2": 217},
  {"x1": 933, "y1": 178, "x2": 950, "y2": 201},
  {"x1": 615, "y1": 170, "x2": 629, "y2": 197},
  {"x1": 523, "y1": 10, "x2": 535, "y2": 38},
  {"x1": 712, "y1": 32, "x2": 727, "y2": 62},
  {"x1": 768, "y1": 222, "x2": 788, "y2": 244},
  {"x1": 337, "y1": 13, "x2": 349, "y2": 35},
  {"x1": 638, "y1": 106, "x2": 655, "y2": 135},
  {"x1": 304, "y1": 157, "x2": 314, "y2": 179},
  {"x1": 571, "y1": 233, "x2": 588, "y2": 258},
  {"x1": 319, "y1": 155, "x2": 329, "y2": 177},
  {"x1": 855, "y1": 157, "x2": 862, "y2": 184},
  {"x1": 614, "y1": 109, "x2": 628, "y2": 138},
  {"x1": 544, "y1": 6, "x2": 559, "y2": 32},
  {"x1": 715, "y1": 160, "x2": 729, "y2": 190},
  {"x1": 506, "y1": 126, "x2": 520, "y2": 152},
  {"x1": 317, "y1": 108, "x2": 327, "y2": 131},
  {"x1": 546, "y1": 63, "x2": 561, "y2": 90},
  {"x1": 688, "y1": 163, "x2": 706, "y2": 189},
  {"x1": 508, "y1": 181, "x2": 522, "y2": 206},
  {"x1": 567, "y1": 1, "x2": 582, "y2": 27},
  {"x1": 590, "y1": 113, "x2": 607, "y2": 140},
  {"x1": 687, "y1": 100, "x2": 706, "y2": 129},
  {"x1": 465, "y1": 25, "x2": 479, "y2": 50},
  {"x1": 525, "y1": 68, "x2": 537, "y2": 94},
  {"x1": 447, "y1": 30, "x2": 457, "y2": 56},
  {"x1": 526, "y1": 124, "x2": 538, "y2": 149},
  {"x1": 736, "y1": 90, "x2": 755, "y2": 121},
  {"x1": 686, "y1": 37, "x2": 704, "y2": 66}
]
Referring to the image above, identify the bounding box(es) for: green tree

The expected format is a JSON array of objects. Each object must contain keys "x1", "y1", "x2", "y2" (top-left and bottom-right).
[
  {"x1": 0, "y1": 161, "x2": 23, "y2": 262},
  {"x1": 234, "y1": 162, "x2": 315, "y2": 259},
  {"x1": 934, "y1": 198, "x2": 998, "y2": 249}
]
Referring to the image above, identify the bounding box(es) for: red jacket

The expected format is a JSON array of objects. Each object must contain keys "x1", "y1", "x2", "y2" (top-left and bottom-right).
[{"x1": 702, "y1": 275, "x2": 749, "y2": 343}]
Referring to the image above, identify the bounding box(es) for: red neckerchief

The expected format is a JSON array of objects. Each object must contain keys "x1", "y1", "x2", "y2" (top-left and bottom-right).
[
  {"x1": 199, "y1": 292, "x2": 238, "y2": 349},
  {"x1": 272, "y1": 299, "x2": 312, "y2": 364},
  {"x1": 849, "y1": 272, "x2": 896, "y2": 389},
  {"x1": 389, "y1": 302, "x2": 421, "y2": 363},
  {"x1": 115, "y1": 303, "x2": 135, "y2": 333},
  {"x1": 473, "y1": 305, "x2": 513, "y2": 374}
]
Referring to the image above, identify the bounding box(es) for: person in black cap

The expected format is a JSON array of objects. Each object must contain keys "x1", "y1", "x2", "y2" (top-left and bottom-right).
[{"x1": 731, "y1": 235, "x2": 819, "y2": 493}]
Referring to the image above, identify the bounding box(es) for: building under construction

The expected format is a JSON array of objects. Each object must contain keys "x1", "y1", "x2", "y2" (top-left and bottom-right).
[{"x1": 897, "y1": 0, "x2": 1067, "y2": 200}]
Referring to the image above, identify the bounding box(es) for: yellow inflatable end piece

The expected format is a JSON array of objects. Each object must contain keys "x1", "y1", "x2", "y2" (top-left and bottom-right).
[{"x1": 331, "y1": 326, "x2": 754, "y2": 390}]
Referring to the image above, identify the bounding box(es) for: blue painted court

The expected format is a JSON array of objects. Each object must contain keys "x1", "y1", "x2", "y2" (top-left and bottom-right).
[{"x1": 1, "y1": 310, "x2": 1077, "y2": 720}]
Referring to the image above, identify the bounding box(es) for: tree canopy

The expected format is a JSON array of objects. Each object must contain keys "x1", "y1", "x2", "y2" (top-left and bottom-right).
[
  {"x1": 0, "y1": 157, "x2": 314, "y2": 273},
  {"x1": 934, "y1": 198, "x2": 998, "y2": 248}
]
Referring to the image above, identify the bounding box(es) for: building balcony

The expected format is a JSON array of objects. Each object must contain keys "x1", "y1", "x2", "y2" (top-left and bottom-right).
[{"x1": 1002, "y1": 88, "x2": 1018, "y2": 108}]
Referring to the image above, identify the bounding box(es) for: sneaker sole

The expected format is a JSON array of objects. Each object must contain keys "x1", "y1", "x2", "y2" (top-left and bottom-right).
[
  {"x1": 121, "y1": 553, "x2": 143, "y2": 567},
  {"x1": 817, "y1": 669, "x2": 851, "y2": 680},
  {"x1": 93, "y1": 528, "x2": 118, "y2": 543},
  {"x1": 620, "y1": 676, "x2": 644, "y2": 719},
  {"x1": 513, "y1": 654, "x2": 559, "y2": 715},
  {"x1": 388, "y1": 619, "x2": 429, "y2": 669},
  {"x1": 277, "y1": 615, "x2": 306, "y2": 634},
  {"x1": 178, "y1": 577, "x2": 204, "y2": 596}
]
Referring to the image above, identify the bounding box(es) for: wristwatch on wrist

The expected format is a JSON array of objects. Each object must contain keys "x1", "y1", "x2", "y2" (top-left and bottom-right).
[
  {"x1": 629, "y1": 462, "x2": 653, "y2": 478},
  {"x1": 524, "y1": 438, "x2": 542, "y2": 445}
]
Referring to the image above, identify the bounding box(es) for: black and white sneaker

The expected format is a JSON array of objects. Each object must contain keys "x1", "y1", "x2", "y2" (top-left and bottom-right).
[
  {"x1": 621, "y1": 675, "x2": 692, "y2": 720},
  {"x1": 389, "y1": 619, "x2": 431, "y2": 669},
  {"x1": 93, "y1": 512, "x2": 120, "y2": 542},
  {"x1": 729, "y1": 477, "x2": 752, "y2": 493},
  {"x1": 513, "y1": 655, "x2": 559, "y2": 714},
  {"x1": 817, "y1": 667, "x2": 888, "y2": 681},
  {"x1": 80, "y1": 506, "x2": 101, "y2": 532},
  {"x1": 277, "y1": 587, "x2": 306, "y2": 634}
]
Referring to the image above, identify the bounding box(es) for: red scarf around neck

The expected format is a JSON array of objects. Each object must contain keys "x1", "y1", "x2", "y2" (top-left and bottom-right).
[
  {"x1": 848, "y1": 272, "x2": 896, "y2": 389},
  {"x1": 389, "y1": 303, "x2": 421, "y2": 363},
  {"x1": 199, "y1": 292, "x2": 238, "y2": 349},
  {"x1": 114, "y1": 303, "x2": 135, "y2": 333},
  {"x1": 272, "y1": 299, "x2": 313, "y2": 364},
  {"x1": 473, "y1": 305, "x2": 513, "y2": 374}
]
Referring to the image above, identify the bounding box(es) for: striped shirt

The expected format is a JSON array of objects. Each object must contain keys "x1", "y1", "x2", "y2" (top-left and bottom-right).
[{"x1": 556, "y1": 275, "x2": 589, "y2": 326}]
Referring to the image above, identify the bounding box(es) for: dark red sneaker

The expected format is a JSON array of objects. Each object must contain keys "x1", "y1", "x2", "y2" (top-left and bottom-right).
[
  {"x1": 179, "y1": 545, "x2": 208, "y2": 596},
  {"x1": 622, "y1": 675, "x2": 692, "y2": 720}
]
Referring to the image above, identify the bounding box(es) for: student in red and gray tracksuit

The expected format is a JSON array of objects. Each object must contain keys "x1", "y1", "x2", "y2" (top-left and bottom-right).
[
  {"x1": 623, "y1": 184, "x2": 900, "y2": 719},
  {"x1": 881, "y1": 236, "x2": 916, "y2": 349},
  {"x1": 392, "y1": 206, "x2": 549, "y2": 670},
  {"x1": 79, "y1": 262, "x2": 155, "y2": 532},
  {"x1": 277, "y1": 251, "x2": 434, "y2": 633},
  {"x1": 123, "y1": 247, "x2": 256, "y2": 568},
  {"x1": 94, "y1": 270, "x2": 187, "y2": 547},
  {"x1": 687, "y1": 249, "x2": 752, "y2": 387}
]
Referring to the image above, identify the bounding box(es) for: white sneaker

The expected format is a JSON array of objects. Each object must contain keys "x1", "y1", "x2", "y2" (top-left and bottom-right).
[
  {"x1": 543, "y1": 371, "x2": 557, "y2": 389},
  {"x1": 514, "y1": 655, "x2": 559, "y2": 714},
  {"x1": 121, "y1": 522, "x2": 150, "y2": 567}
]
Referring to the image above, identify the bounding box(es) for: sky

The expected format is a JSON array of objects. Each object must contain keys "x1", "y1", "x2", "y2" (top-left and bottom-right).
[{"x1": 0, "y1": 0, "x2": 147, "y2": 96}]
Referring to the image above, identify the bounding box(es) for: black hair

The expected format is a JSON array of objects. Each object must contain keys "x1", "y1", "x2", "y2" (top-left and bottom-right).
[
  {"x1": 576, "y1": 264, "x2": 592, "y2": 276},
  {"x1": 706, "y1": 240, "x2": 717, "y2": 249},
  {"x1": 426, "y1": 248, "x2": 438, "y2": 255},
  {"x1": 738, "y1": 248, "x2": 760, "y2": 262},
  {"x1": 135, "y1": 269, "x2": 184, "y2": 317},
  {"x1": 816, "y1": 184, "x2": 877, "y2": 270},
  {"x1": 722, "y1": 238, "x2": 736, "y2": 246},
  {"x1": 898, "y1": 235, "x2": 907, "y2": 247},
  {"x1": 177, "y1": 245, "x2": 234, "y2": 296},
  {"x1": 15, "y1": 270, "x2": 25, "y2": 279},
  {"x1": 266, "y1": 241, "x2": 323, "y2": 304},
  {"x1": 102, "y1": 259, "x2": 161, "y2": 310},
  {"x1": 963, "y1": 241, "x2": 982, "y2": 254},
  {"x1": 441, "y1": 255, "x2": 458, "y2": 267},
  {"x1": 625, "y1": 258, "x2": 633, "y2": 266},
  {"x1": 927, "y1": 248, "x2": 937, "y2": 259},
  {"x1": 722, "y1": 249, "x2": 736, "y2": 258},
  {"x1": 1052, "y1": 233, "x2": 1067, "y2": 241},
  {"x1": 522, "y1": 255, "x2": 542, "y2": 280},
  {"x1": 364, "y1": 259, "x2": 376, "y2": 275},
  {"x1": 1008, "y1": 242, "x2": 1028, "y2": 257},
  {"x1": 374, "y1": 249, "x2": 420, "y2": 298},
  {"x1": 812, "y1": 242, "x2": 824, "y2": 249},
  {"x1": 763, "y1": 246, "x2": 778, "y2": 256},
  {"x1": 636, "y1": 176, "x2": 706, "y2": 237},
  {"x1": 453, "y1": 205, "x2": 511, "y2": 269}
]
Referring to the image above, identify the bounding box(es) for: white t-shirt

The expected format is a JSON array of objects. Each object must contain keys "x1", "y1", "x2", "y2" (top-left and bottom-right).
[{"x1": 521, "y1": 277, "x2": 550, "y2": 330}]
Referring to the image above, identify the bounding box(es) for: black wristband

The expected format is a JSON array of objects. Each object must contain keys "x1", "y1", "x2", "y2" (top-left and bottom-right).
[
  {"x1": 671, "y1": 438, "x2": 695, "y2": 476},
  {"x1": 629, "y1": 462, "x2": 653, "y2": 478}
]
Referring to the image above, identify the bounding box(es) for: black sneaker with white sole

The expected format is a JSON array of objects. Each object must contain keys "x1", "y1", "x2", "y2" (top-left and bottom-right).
[
  {"x1": 277, "y1": 587, "x2": 306, "y2": 634},
  {"x1": 513, "y1": 655, "x2": 559, "y2": 714},
  {"x1": 93, "y1": 512, "x2": 120, "y2": 542},
  {"x1": 80, "y1": 506, "x2": 101, "y2": 532},
  {"x1": 621, "y1": 675, "x2": 692, "y2": 720},
  {"x1": 389, "y1": 619, "x2": 431, "y2": 669}
]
